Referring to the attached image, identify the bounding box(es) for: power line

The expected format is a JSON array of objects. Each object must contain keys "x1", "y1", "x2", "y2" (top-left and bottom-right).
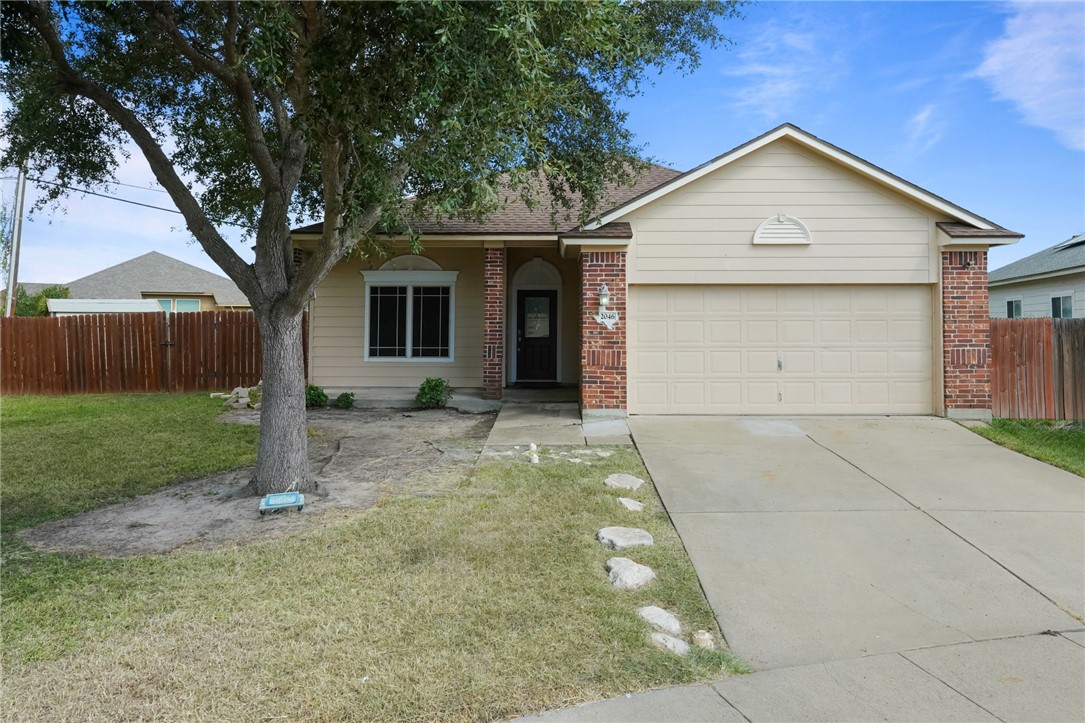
[
  {"x1": 0, "y1": 175, "x2": 256, "y2": 230},
  {"x1": 30, "y1": 177, "x2": 184, "y2": 215}
]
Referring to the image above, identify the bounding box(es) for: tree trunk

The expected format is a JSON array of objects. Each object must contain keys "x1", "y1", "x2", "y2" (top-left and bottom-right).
[{"x1": 252, "y1": 309, "x2": 313, "y2": 494}]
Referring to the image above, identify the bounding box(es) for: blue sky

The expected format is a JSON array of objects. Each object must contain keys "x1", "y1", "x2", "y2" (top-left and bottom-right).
[{"x1": 5, "y1": 0, "x2": 1083, "y2": 285}]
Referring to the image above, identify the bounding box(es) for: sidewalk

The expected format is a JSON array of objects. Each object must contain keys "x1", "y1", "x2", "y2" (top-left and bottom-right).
[
  {"x1": 483, "y1": 402, "x2": 633, "y2": 448},
  {"x1": 517, "y1": 631, "x2": 1085, "y2": 722}
]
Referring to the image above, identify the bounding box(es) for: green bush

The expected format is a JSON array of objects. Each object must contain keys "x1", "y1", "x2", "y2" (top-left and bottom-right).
[
  {"x1": 305, "y1": 384, "x2": 328, "y2": 408},
  {"x1": 416, "y1": 377, "x2": 453, "y2": 409},
  {"x1": 334, "y1": 391, "x2": 355, "y2": 410}
]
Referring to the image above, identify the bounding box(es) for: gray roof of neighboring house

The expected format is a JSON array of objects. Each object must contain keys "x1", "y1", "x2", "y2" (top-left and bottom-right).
[
  {"x1": 62, "y1": 251, "x2": 249, "y2": 306},
  {"x1": 989, "y1": 234, "x2": 1085, "y2": 284},
  {"x1": 6, "y1": 281, "x2": 62, "y2": 296},
  {"x1": 8, "y1": 252, "x2": 248, "y2": 305}
]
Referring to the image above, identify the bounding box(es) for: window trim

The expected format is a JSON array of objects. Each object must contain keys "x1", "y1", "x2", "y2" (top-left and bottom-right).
[
  {"x1": 1006, "y1": 298, "x2": 1022, "y2": 319},
  {"x1": 361, "y1": 270, "x2": 459, "y2": 363},
  {"x1": 148, "y1": 296, "x2": 201, "y2": 313},
  {"x1": 1051, "y1": 293, "x2": 1073, "y2": 319}
]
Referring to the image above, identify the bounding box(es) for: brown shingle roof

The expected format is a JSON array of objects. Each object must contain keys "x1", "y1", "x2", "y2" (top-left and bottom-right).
[
  {"x1": 292, "y1": 165, "x2": 680, "y2": 237},
  {"x1": 559, "y1": 222, "x2": 632, "y2": 239},
  {"x1": 936, "y1": 222, "x2": 1023, "y2": 239}
]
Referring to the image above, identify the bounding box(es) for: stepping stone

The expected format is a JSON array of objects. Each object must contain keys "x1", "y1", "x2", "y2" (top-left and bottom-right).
[
  {"x1": 617, "y1": 497, "x2": 644, "y2": 512},
  {"x1": 692, "y1": 630, "x2": 716, "y2": 650},
  {"x1": 650, "y1": 632, "x2": 690, "y2": 656},
  {"x1": 606, "y1": 557, "x2": 656, "y2": 590},
  {"x1": 597, "y1": 526, "x2": 654, "y2": 550},
  {"x1": 596, "y1": 450, "x2": 613, "y2": 458},
  {"x1": 605, "y1": 473, "x2": 645, "y2": 490},
  {"x1": 638, "y1": 606, "x2": 681, "y2": 636}
]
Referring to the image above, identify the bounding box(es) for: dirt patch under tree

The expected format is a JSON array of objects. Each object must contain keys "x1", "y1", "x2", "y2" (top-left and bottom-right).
[{"x1": 19, "y1": 408, "x2": 496, "y2": 557}]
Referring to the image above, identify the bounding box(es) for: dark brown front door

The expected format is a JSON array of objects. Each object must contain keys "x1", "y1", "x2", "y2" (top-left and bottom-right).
[{"x1": 516, "y1": 290, "x2": 558, "y2": 382}]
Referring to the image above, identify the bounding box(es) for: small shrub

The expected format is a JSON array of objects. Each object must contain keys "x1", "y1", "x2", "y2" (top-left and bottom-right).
[
  {"x1": 416, "y1": 377, "x2": 453, "y2": 409},
  {"x1": 334, "y1": 391, "x2": 355, "y2": 410},
  {"x1": 305, "y1": 384, "x2": 328, "y2": 408},
  {"x1": 248, "y1": 386, "x2": 261, "y2": 405}
]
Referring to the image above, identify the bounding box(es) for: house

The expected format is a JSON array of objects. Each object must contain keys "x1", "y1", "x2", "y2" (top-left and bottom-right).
[
  {"x1": 988, "y1": 234, "x2": 1084, "y2": 319},
  {"x1": 46, "y1": 299, "x2": 164, "y2": 316},
  {"x1": 18, "y1": 251, "x2": 250, "y2": 313},
  {"x1": 292, "y1": 124, "x2": 1022, "y2": 420}
]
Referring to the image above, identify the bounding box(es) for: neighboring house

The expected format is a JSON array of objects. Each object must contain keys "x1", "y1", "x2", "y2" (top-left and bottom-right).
[
  {"x1": 988, "y1": 234, "x2": 1084, "y2": 319},
  {"x1": 46, "y1": 299, "x2": 164, "y2": 316},
  {"x1": 18, "y1": 251, "x2": 250, "y2": 313},
  {"x1": 292, "y1": 123, "x2": 1022, "y2": 420}
]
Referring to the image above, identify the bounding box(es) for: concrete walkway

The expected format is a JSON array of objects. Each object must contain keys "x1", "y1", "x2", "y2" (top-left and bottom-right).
[
  {"x1": 483, "y1": 402, "x2": 633, "y2": 448},
  {"x1": 518, "y1": 417, "x2": 1085, "y2": 722}
]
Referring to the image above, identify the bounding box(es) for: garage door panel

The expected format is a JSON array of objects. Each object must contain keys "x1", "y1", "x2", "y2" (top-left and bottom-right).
[
  {"x1": 629, "y1": 285, "x2": 932, "y2": 415},
  {"x1": 709, "y1": 320, "x2": 740, "y2": 343},
  {"x1": 710, "y1": 351, "x2": 741, "y2": 374},
  {"x1": 819, "y1": 320, "x2": 852, "y2": 343},
  {"x1": 672, "y1": 289, "x2": 705, "y2": 313},
  {"x1": 745, "y1": 320, "x2": 778, "y2": 343},
  {"x1": 673, "y1": 351, "x2": 705, "y2": 375},
  {"x1": 746, "y1": 351, "x2": 779, "y2": 374},
  {"x1": 781, "y1": 319, "x2": 816, "y2": 343}
]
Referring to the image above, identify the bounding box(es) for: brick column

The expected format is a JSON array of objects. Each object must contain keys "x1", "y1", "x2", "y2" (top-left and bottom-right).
[
  {"x1": 482, "y1": 247, "x2": 505, "y2": 400},
  {"x1": 942, "y1": 249, "x2": 991, "y2": 419},
  {"x1": 580, "y1": 251, "x2": 627, "y2": 412}
]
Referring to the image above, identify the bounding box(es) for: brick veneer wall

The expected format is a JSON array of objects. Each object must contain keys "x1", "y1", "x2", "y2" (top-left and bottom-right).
[
  {"x1": 580, "y1": 251, "x2": 627, "y2": 410},
  {"x1": 482, "y1": 247, "x2": 505, "y2": 400},
  {"x1": 942, "y1": 250, "x2": 991, "y2": 414}
]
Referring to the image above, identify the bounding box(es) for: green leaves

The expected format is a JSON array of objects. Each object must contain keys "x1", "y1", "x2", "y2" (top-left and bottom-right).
[{"x1": 2, "y1": 0, "x2": 744, "y2": 300}]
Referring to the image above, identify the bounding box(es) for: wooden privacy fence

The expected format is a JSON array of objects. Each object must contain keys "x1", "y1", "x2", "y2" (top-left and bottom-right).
[
  {"x1": 0, "y1": 311, "x2": 308, "y2": 396},
  {"x1": 991, "y1": 317, "x2": 1085, "y2": 420}
]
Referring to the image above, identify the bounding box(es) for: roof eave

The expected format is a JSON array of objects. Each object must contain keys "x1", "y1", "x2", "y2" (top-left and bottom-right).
[{"x1": 989, "y1": 265, "x2": 1085, "y2": 286}]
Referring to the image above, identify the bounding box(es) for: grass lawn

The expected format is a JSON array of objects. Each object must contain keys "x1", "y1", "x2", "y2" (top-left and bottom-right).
[
  {"x1": 971, "y1": 419, "x2": 1085, "y2": 477},
  {"x1": 1, "y1": 394, "x2": 746, "y2": 721}
]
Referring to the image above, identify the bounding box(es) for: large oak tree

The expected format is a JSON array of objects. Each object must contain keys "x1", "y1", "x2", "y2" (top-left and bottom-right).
[{"x1": 1, "y1": 0, "x2": 741, "y2": 495}]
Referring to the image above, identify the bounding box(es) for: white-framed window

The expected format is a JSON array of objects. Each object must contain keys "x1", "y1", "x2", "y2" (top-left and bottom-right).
[
  {"x1": 150, "y1": 297, "x2": 201, "y2": 313},
  {"x1": 1051, "y1": 294, "x2": 1073, "y2": 318},
  {"x1": 1006, "y1": 299, "x2": 1022, "y2": 318},
  {"x1": 362, "y1": 268, "x2": 458, "y2": 362}
]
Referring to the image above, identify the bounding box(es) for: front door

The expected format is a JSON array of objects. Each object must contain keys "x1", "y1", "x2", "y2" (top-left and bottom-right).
[{"x1": 516, "y1": 290, "x2": 558, "y2": 382}]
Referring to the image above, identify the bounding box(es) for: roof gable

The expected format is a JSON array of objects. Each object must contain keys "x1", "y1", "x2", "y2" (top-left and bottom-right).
[
  {"x1": 68, "y1": 251, "x2": 249, "y2": 306},
  {"x1": 588, "y1": 123, "x2": 1008, "y2": 233}
]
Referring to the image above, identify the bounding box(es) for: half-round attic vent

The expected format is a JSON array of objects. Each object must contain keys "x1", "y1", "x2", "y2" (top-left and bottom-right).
[{"x1": 753, "y1": 214, "x2": 811, "y2": 245}]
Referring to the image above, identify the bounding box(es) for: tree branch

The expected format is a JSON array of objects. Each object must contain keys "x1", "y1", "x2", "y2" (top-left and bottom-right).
[
  {"x1": 149, "y1": 4, "x2": 236, "y2": 89},
  {"x1": 25, "y1": 1, "x2": 261, "y2": 303}
]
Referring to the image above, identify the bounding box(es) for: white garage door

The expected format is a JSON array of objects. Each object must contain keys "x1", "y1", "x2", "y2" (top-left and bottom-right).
[{"x1": 628, "y1": 285, "x2": 933, "y2": 415}]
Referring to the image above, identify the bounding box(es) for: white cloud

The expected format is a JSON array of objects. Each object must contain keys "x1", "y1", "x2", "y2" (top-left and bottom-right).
[
  {"x1": 723, "y1": 20, "x2": 847, "y2": 120},
  {"x1": 905, "y1": 103, "x2": 946, "y2": 155},
  {"x1": 976, "y1": 1, "x2": 1085, "y2": 151}
]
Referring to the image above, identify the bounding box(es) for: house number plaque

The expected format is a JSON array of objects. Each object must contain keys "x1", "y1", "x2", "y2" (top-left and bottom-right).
[{"x1": 594, "y1": 310, "x2": 619, "y2": 330}]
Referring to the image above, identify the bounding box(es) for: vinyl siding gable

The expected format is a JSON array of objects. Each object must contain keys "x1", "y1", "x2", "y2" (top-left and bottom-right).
[{"x1": 621, "y1": 139, "x2": 945, "y2": 285}]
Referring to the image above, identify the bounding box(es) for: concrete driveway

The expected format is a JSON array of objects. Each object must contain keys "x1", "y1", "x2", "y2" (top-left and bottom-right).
[{"x1": 626, "y1": 416, "x2": 1084, "y2": 720}]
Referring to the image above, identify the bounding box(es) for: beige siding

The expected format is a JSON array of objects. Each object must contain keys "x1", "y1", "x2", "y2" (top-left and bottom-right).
[
  {"x1": 624, "y1": 139, "x2": 944, "y2": 285},
  {"x1": 629, "y1": 285, "x2": 934, "y2": 415},
  {"x1": 309, "y1": 248, "x2": 485, "y2": 389},
  {"x1": 989, "y1": 272, "x2": 1085, "y2": 318}
]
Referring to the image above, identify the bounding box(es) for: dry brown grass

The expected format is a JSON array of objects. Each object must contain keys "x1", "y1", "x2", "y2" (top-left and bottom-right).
[{"x1": 3, "y1": 445, "x2": 746, "y2": 722}]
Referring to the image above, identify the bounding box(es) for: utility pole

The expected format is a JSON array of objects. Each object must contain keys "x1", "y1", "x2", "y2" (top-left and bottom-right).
[{"x1": 4, "y1": 167, "x2": 27, "y2": 317}]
